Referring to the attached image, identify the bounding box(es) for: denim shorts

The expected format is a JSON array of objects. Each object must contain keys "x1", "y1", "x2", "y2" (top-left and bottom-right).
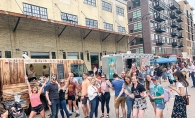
[{"x1": 155, "y1": 103, "x2": 165, "y2": 110}]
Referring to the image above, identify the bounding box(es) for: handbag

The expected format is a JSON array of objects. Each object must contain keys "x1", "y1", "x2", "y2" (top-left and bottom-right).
[
  {"x1": 185, "y1": 87, "x2": 190, "y2": 105},
  {"x1": 92, "y1": 86, "x2": 102, "y2": 102}
]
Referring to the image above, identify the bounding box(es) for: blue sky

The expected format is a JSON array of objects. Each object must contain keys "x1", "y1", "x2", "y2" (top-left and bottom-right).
[{"x1": 176, "y1": 0, "x2": 195, "y2": 19}]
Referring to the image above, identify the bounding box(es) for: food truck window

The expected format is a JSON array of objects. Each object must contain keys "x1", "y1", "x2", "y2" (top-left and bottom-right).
[
  {"x1": 71, "y1": 65, "x2": 83, "y2": 77},
  {"x1": 126, "y1": 59, "x2": 136, "y2": 69},
  {"x1": 26, "y1": 63, "x2": 50, "y2": 80}
]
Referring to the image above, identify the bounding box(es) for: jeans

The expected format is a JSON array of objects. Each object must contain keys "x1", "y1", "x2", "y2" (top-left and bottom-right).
[
  {"x1": 59, "y1": 100, "x2": 70, "y2": 118},
  {"x1": 90, "y1": 96, "x2": 99, "y2": 118},
  {"x1": 191, "y1": 72, "x2": 195, "y2": 87},
  {"x1": 101, "y1": 92, "x2": 110, "y2": 114},
  {"x1": 126, "y1": 96, "x2": 133, "y2": 118},
  {"x1": 50, "y1": 99, "x2": 59, "y2": 118}
]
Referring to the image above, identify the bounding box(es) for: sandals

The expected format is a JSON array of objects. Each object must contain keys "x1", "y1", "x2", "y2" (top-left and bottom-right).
[
  {"x1": 106, "y1": 114, "x2": 110, "y2": 118},
  {"x1": 100, "y1": 114, "x2": 104, "y2": 118}
]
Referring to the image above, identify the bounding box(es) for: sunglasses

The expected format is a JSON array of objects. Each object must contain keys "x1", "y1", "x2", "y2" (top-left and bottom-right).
[{"x1": 60, "y1": 82, "x2": 64, "y2": 84}]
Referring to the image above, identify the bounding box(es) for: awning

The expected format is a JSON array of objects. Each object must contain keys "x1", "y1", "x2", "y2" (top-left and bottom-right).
[
  {"x1": 154, "y1": 58, "x2": 170, "y2": 64},
  {"x1": 0, "y1": 10, "x2": 132, "y2": 39}
]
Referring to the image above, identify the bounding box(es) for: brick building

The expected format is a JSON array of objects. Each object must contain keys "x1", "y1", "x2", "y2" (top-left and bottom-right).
[
  {"x1": 0, "y1": 0, "x2": 130, "y2": 70},
  {"x1": 127, "y1": 0, "x2": 194, "y2": 59}
]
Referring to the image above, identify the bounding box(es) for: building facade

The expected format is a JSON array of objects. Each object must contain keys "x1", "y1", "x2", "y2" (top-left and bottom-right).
[
  {"x1": 178, "y1": 0, "x2": 194, "y2": 60},
  {"x1": 127, "y1": 0, "x2": 194, "y2": 58},
  {"x1": 0, "y1": 0, "x2": 130, "y2": 70}
]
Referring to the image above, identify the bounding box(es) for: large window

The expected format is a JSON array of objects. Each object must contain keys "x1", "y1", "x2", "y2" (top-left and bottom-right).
[
  {"x1": 118, "y1": 26, "x2": 125, "y2": 33},
  {"x1": 67, "y1": 52, "x2": 79, "y2": 59},
  {"x1": 61, "y1": 12, "x2": 78, "y2": 24},
  {"x1": 31, "y1": 52, "x2": 49, "y2": 59},
  {"x1": 104, "y1": 22, "x2": 113, "y2": 31},
  {"x1": 23, "y1": 3, "x2": 47, "y2": 19},
  {"x1": 133, "y1": 22, "x2": 142, "y2": 32},
  {"x1": 86, "y1": 18, "x2": 98, "y2": 28},
  {"x1": 116, "y1": 6, "x2": 124, "y2": 16},
  {"x1": 84, "y1": 0, "x2": 96, "y2": 6},
  {"x1": 102, "y1": 1, "x2": 112, "y2": 12},
  {"x1": 133, "y1": 10, "x2": 141, "y2": 21}
]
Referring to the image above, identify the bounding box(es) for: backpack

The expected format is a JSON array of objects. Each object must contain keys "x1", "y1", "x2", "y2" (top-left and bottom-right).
[{"x1": 163, "y1": 88, "x2": 171, "y2": 103}]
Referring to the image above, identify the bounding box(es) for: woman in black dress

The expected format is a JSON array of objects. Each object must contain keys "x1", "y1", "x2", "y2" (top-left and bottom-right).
[{"x1": 170, "y1": 71, "x2": 189, "y2": 118}]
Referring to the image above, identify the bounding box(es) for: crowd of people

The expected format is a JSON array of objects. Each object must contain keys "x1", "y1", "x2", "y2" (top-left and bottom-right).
[{"x1": 1, "y1": 61, "x2": 191, "y2": 118}]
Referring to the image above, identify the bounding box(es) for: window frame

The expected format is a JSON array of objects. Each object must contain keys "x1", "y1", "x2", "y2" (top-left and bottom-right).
[
  {"x1": 23, "y1": 3, "x2": 48, "y2": 19},
  {"x1": 61, "y1": 12, "x2": 78, "y2": 25},
  {"x1": 118, "y1": 26, "x2": 125, "y2": 33},
  {"x1": 116, "y1": 6, "x2": 124, "y2": 16},
  {"x1": 84, "y1": 0, "x2": 96, "y2": 6},
  {"x1": 85, "y1": 18, "x2": 98, "y2": 28},
  {"x1": 103, "y1": 22, "x2": 113, "y2": 31},
  {"x1": 102, "y1": 1, "x2": 112, "y2": 12}
]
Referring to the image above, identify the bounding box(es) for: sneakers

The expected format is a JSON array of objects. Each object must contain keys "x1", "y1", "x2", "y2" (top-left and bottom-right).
[{"x1": 75, "y1": 113, "x2": 80, "y2": 117}]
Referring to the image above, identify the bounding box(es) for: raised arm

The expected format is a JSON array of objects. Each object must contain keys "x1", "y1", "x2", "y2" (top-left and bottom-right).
[
  {"x1": 38, "y1": 78, "x2": 47, "y2": 95},
  {"x1": 63, "y1": 78, "x2": 70, "y2": 91},
  {"x1": 25, "y1": 75, "x2": 32, "y2": 96}
]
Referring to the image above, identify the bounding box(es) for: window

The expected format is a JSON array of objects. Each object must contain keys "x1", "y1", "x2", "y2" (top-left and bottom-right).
[
  {"x1": 63, "y1": 52, "x2": 66, "y2": 59},
  {"x1": 133, "y1": 10, "x2": 141, "y2": 21},
  {"x1": 52, "y1": 52, "x2": 56, "y2": 59},
  {"x1": 23, "y1": 3, "x2": 47, "y2": 19},
  {"x1": 0, "y1": 51, "x2": 2, "y2": 58},
  {"x1": 104, "y1": 22, "x2": 113, "y2": 31},
  {"x1": 84, "y1": 0, "x2": 96, "y2": 6},
  {"x1": 133, "y1": 22, "x2": 142, "y2": 32},
  {"x1": 86, "y1": 18, "x2": 98, "y2": 28},
  {"x1": 102, "y1": 1, "x2": 112, "y2": 12},
  {"x1": 80, "y1": 52, "x2": 84, "y2": 60},
  {"x1": 132, "y1": 0, "x2": 140, "y2": 9},
  {"x1": 150, "y1": 20, "x2": 154, "y2": 28},
  {"x1": 31, "y1": 52, "x2": 49, "y2": 59},
  {"x1": 136, "y1": 48, "x2": 143, "y2": 53},
  {"x1": 116, "y1": 6, "x2": 124, "y2": 16},
  {"x1": 152, "y1": 47, "x2": 156, "y2": 54},
  {"x1": 118, "y1": 26, "x2": 125, "y2": 33},
  {"x1": 5, "y1": 51, "x2": 11, "y2": 58},
  {"x1": 61, "y1": 12, "x2": 78, "y2": 24},
  {"x1": 67, "y1": 52, "x2": 79, "y2": 59}
]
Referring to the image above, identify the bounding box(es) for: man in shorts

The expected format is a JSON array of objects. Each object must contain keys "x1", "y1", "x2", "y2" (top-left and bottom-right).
[
  {"x1": 112, "y1": 74, "x2": 126, "y2": 118},
  {"x1": 81, "y1": 73, "x2": 90, "y2": 118}
]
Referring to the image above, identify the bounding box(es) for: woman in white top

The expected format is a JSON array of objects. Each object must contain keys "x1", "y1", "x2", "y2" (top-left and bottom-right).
[
  {"x1": 170, "y1": 71, "x2": 189, "y2": 118},
  {"x1": 88, "y1": 78, "x2": 98, "y2": 118}
]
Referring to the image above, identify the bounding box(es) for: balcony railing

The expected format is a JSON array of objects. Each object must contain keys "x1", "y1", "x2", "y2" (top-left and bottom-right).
[
  {"x1": 177, "y1": 16, "x2": 183, "y2": 22},
  {"x1": 171, "y1": 32, "x2": 178, "y2": 37},
  {"x1": 169, "y1": 3, "x2": 178, "y2": 10},
  {"x1": 155, "y1": 25, "x2": 166, "y2": 33},
  {"x1": 156, "y1": 38, "x2": 165, "y2": 45},
  {"x1": 154, "y1": 1, "x2": 165, "y2": 11},
  {"x1": 172, "y1": 42, "x2": 178, "y2": 47},
  {"x1": 178, "y1": 33, "x2": 184, "y2": 38},
  {"x1": 176, "y1": 8, "x2": 182, "y2": 14},
  {"x1": 171, "y1": 21, "x2": 178, "y2": 28},
  {"x1": 178, "y1": 42, "x2": 184, "y2": 47},
  {"x1": 177, "y1": 24, "x2": 184, "y2": 30},
  {"x1": 154, "y1": 13, "x2": 166, "y2": 22},
  {"x1": 170, "y1": 12, "x2": 178, "y2": 19}
]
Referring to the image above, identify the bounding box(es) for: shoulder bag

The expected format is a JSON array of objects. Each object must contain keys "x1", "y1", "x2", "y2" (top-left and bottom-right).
[{"x1": 92, "y1": 86, "x2": 102, "y2": 102}]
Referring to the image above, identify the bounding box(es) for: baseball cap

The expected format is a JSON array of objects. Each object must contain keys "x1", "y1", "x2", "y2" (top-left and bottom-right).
[{"x1": 151, "y1": 76, "x2": 158, "y2": 81}]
